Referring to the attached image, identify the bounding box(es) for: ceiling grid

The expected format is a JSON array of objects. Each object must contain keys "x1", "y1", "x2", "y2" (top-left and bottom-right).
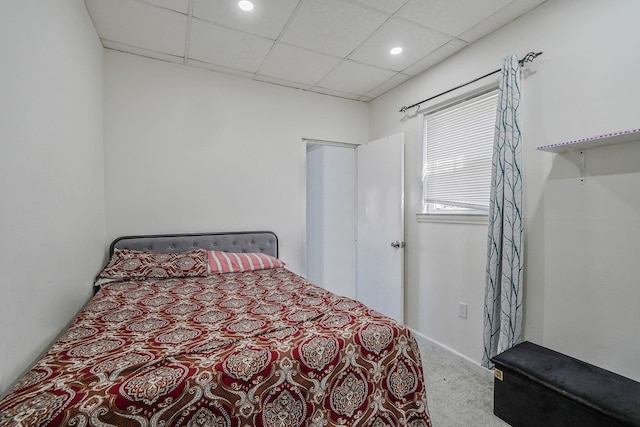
[{"x1": 85, "y1": 0, "x2": 547, "y2": 101}]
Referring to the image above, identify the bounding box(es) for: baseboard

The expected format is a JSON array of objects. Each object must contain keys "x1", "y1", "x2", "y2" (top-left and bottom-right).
[{"x1": 409, "y1": 328, "x2": 495, "y2": 380}]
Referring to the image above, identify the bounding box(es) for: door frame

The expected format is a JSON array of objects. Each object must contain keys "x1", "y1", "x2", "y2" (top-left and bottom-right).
[
  {"x1": 304, "y1": 138, "x2": 359, "y2": 298},
  {"x1": 303, "y1": 135, "x2": 405, "y2": 323}
]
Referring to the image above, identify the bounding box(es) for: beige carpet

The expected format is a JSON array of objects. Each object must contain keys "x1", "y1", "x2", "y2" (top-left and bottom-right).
[{"x1": 417, "y1": 339, "x2": 511, "y2": 427}]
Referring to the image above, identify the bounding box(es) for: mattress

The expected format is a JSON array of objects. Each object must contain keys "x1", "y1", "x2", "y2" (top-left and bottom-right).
[{"x1": 0, "y1": 245, "x2": 431, "y2": 426}]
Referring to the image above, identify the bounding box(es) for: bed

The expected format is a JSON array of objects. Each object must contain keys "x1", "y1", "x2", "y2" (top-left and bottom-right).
[{"x1": 0, "y1": 231, "x2": 431, "y2": 426}]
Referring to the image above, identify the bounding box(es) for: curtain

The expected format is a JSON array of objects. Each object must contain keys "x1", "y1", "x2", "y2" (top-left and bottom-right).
[{"x1": 482, "y1": 55, "x2": 524, "y2": 368}]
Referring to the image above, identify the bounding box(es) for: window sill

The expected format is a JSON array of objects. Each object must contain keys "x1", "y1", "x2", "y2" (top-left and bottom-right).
[{"x1": 416, "y1": 212, "x2": 488, "y2": 225}]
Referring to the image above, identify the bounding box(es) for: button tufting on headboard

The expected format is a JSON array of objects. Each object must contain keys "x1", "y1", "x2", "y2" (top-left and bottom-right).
[{"x1": 110, "y1": 231, "x2": 279, "y2": 258}]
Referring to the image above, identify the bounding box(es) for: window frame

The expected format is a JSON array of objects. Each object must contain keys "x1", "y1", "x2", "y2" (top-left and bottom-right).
[{"x1": 417, "y1": 86, "x2": 499, "y2": 225}]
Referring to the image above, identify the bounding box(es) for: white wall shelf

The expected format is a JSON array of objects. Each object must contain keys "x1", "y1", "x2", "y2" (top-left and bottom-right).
[{"x1": 537, "y1": 129, "x2": 640, "y2": 153}]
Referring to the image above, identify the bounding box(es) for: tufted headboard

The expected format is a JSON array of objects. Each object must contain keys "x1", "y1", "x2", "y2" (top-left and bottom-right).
[{"x1": 109, "y1": 231, "x2": 278, "y2": 258}]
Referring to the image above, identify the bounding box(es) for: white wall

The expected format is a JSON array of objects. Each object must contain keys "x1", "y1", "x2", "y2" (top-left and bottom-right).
[
  {"x1": 306, "y1": 145, "x2": 356, "y2": 298},
  {"x1": 322, "y1": 146, "x2": 356, "y2": 298},
  {"x1": 0, "y1": 0, "x2": 105, "y2": 393},
  {"x1": 306, "y1": 146, "x2": 325, "y2": 285},
  {"x1": 370, "y1": 0, "x2": 640, "y2": 380},
  {"x1": 104, "y1": 51, "x2": 369, "y2": 275}
]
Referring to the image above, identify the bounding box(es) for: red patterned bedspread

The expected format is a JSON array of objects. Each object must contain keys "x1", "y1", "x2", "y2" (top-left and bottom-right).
[{"x1": 0, "y1": 268, "x2": 431, "y2": 426}]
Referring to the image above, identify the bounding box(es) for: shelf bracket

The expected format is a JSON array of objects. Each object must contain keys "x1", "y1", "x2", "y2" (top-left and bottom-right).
[
  {"x1": 565, "y1": 149, "x2": 586, "y2": 184},
  {"x1": 578, "y1": 150, "x2": 585, "y2": 184}
]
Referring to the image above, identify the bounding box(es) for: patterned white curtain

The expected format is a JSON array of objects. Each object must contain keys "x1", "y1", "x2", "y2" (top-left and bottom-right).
[{"x1": 482, "y1": 55, "x2": 524, "y2": 368}]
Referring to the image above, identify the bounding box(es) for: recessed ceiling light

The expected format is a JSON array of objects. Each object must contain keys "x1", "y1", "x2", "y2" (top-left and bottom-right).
[
  {"x1": 238, "y1": 0, "x2": 254, "y2": 11},
  {"x1": 390, "y1": 47, "x2": 403, "y2": 55}
]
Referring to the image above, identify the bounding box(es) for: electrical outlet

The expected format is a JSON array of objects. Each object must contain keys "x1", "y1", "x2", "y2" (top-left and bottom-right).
[{"x1": 458, "y1": 302, "x2": 468, "y2": 318}]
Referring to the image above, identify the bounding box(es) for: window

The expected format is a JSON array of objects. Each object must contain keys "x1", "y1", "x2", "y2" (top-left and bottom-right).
[{"x1": 421, "y1": 90, "x2": 498, "y2": 219}]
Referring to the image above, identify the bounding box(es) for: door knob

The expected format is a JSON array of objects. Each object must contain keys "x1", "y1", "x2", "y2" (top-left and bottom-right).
[{"x1": 391, "y1": 241, "x2": 401, "y2": 249}]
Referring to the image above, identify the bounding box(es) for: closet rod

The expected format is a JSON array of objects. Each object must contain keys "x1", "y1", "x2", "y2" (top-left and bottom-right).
[{"x1": 398, "y1": 51, "x2": 543, "y2": 113}]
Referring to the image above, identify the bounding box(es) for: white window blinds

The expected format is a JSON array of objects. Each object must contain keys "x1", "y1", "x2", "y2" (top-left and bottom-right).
[{"x1": 422, "y1": 90, "x2": 498, "y2": 213}]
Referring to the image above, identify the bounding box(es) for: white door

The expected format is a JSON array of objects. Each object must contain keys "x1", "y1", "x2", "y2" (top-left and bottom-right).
[{"x1": 356, "y1": 133, "x2": 404, "y2": 323}]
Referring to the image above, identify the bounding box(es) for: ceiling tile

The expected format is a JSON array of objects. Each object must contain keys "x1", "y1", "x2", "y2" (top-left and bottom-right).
[
  {"x1": 258, "y1": 43, "x2": 342, "y2": 86},
  {"x1": 351, "y1": 0, "x2": 409, "y2": 14},
  {"x1": 192, "y1": 0, "x2": 299, "y2": 39},
  {"x1": 141, "y1": 0, "x2": 189, "y2": 14},
  {"x1": 397, "y1": 0, "x2": 512, "y2": 37},
  {"x1": 316, "y1": 60, "x2": 397, "y2": 95},
  {"x1": 364, "y1": 72, "x2": 412, "y2": 99},
  {"x1": 85, "y1": 0, "x2": 187, "y2": 57},
  {"x1": 402, "y1": 39, "x2": 468, "y2": 76},
  {"x1": 280, "y1": 0, "x2": 389, "y2": 57},
  {"x1": 458, "y1": 0, "x2": 548, "y2": 43},
  {"x1": 188, "y1": 18, "x2": 274, "y2": 73},
  {"x1": 349, "y1": 17, "x2": 452, "y2": 72}
]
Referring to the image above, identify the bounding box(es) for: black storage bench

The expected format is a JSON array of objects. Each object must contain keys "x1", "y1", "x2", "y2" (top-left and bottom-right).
[{"x1": 491, "y1": 341, "x2": 640, "y2": 427}]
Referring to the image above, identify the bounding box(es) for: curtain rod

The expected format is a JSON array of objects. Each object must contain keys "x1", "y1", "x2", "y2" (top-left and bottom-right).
[{"x1": 399, "y1": 51, "x2": 543, "y2": 113}]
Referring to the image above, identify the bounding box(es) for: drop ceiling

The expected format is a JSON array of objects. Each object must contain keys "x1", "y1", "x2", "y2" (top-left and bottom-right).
[{"x1": 84, "y1": 0, "x2": 547, "y2": 102}]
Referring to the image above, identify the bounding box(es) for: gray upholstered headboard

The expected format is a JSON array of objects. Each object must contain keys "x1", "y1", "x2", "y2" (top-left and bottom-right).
[{"x1": 109, "y1": 231, "x2": 278, "y2": 258}]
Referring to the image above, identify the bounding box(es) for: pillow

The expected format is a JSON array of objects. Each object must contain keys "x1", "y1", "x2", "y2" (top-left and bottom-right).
[
  {"x1": 208, "y1": 251, "x2": 285, "y2": 273},
  {"x1": 98, "y1": 249, "x2": 209, "y2": 281}
]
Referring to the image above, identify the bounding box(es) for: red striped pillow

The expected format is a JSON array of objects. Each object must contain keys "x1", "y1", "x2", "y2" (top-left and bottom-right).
[{"x1": 207, "y1": 251, "x2": 285, "y2": 273}]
